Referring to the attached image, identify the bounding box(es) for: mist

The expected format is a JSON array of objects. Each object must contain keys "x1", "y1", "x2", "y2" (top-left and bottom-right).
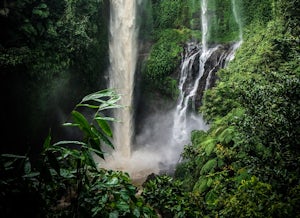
[{"x1": 98, "y1": 104, "x2": 209, "y2": 184}]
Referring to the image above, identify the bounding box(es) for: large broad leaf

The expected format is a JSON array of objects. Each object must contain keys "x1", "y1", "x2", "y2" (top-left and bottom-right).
[
  {"x1": 202, "y1": 138, "x2": 217, "y2": 156},
  {"x1": 194, "y1": 177, "x2": 209, "y2": 193},
  {"x1": 60, "y1": 169, "x2": 76, "y2": 179},
  {"x1": 95, "y1": 115, "x2": 113, "y2": 137},
  {"x1": 90, "y1": 126, "x2": 114, "y2": 149},
  {"x1": 98, "y1": 131, "x2": 114, "y2": 149},
  {"x1": 218, "y1": 126, "x2": 235, "y2": 144},
  {"x1": 71, "y1": 111, "x2": 92, "y2": 135},
  {"x1": 200, "y1": 158, "x2": 218, "y2": 175}
]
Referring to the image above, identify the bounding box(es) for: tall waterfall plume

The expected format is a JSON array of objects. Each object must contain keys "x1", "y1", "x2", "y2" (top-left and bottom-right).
[{"x1": 108, "y1": 0, "x2": 138, "y2": 158}]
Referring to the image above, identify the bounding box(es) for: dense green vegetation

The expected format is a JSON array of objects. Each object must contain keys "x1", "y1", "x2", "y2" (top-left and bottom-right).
[
  {"x1": 141, "y1": 0, "x2": 245, "y2": 98},
  {"x1": 1, "y1": 90, "x2": 156, "y2": 217},
  {"x1": 0, "y1": 0, "x2": 109, "y2": 154},
  {"x1": 141, "y1": 0, "x2": 202, "y2": 98},
  {"x1": 144, "y1": 0, "x2": 300, "y2": 217},
  {"x1": 1, "y1": 0, "x2": 299, "y2": 217}
]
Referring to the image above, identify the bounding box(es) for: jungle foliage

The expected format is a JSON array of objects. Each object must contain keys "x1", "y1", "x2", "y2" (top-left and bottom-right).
[
  {"x1": 141, "y1": 0, "x2": 246, "y2": 98},
  {"x1": 0, "y1": 0, "x2": 109, "y2": 153},
  {"x1": 142, "y1": 0, "x2": 300, "y2": 217},
  {"x1": 1, "y1": 0, "x2": 300, "y2": 217},
  {"x1": 0, "y1": 90, "x2": 156, "y2": 217},
  {"x1": 141, "y1": 0, "x2": 202, "y2": 98}
]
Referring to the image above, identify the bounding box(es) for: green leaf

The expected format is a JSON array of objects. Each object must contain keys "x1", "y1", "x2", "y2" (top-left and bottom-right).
[
  {"x1": 53, "y1": 140, "x2": 87, "y2": 147},
  {"x1": 22, "y1": 172, "x2": 40, "y2": 178},
  {"x1": 98, "y1": 103, "x2": 123, "y2": 111},
  {"x1": 1, "y1": 154, "x2": 26, "y2": 159},
  {"x1": 96, "y1": 130, "x2": 114, "y2": 149},
  {"x1": 53, "y1": 145, "x2": 82, "y2": 160},
  {"x1": 109, "y1": 211, "x2": 119, "y2": 218},
  {"x1": 94, "y1": 116, "x2": 119, "y2": 122},
  {"x1": 76, "y1": 103, "x2": 100, "y2": 109},
  {"x1": 194, "y1": 177, "x2": 208, "y2": 193},
  {"x1": 60, "y1": 169, "x2": 76, "y2": 179},
  {"x1": 71, "y1": 111, "x2": 92, "y2": 134},
  {"x1": 218, "y1": 127, "x2": 235, "y2": 144},
  {"x1": 107, "y1": 177, "x2": 119, "y2": 185},
  {"x1": 63, "y1": 123, "x2": 80, "y2": 127},
  {"x1": 207, "y1": 177, "x2": 213, "y2": 187},
  {"x1": 120, "y1": 189, "x2": 130, "y2": 201},
  {"x1": 82, "y1": 149, "x2": 97, "y2": 169},
  {"x1": 200, "y1": 159, "x2": 218, "y2": 175},
  {"x1": 117, "y1": 201, "x2": 130, "y2": 212},
  {"x1": 81, "y1": 89, "x2": 115, "y2": 103},
  {"x1": 202, "y1": 138, "x2": 217, "y2": 156},
  {"x1": 95, "y1": 115, "x2": 113, "y2": 137},
  {"x1": 133, "y1": 208, "x2": 141, "y2": 217}
]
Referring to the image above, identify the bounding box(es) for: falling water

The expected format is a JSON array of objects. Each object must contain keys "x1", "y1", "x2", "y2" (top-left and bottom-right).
[
  {"x1": 108, "y1": 0, "x2": 138, "y2": 158},
  {"x1": 172, "y1": 0, "x2": 243, "y2": 143},
  {"x1": 172, "y1": 0, "x2": 211, "y2": 143},
  {"x1": 102, "y1": 1, "x2": 161, "y2": 182},
  {"x1": 102, "y1": 0, "x2": 243, "y2": 182}
]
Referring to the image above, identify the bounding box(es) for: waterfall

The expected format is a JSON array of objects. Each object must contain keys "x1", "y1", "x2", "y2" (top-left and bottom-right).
[
  {"x1": 108, "y1": 0, "x2": 138, "y2": 158},
  {"x1": 172, "y1": 0, "x2": 243, "y2": 144},
  {"x1": 102, "y1": 0, "x2": 243, "y2": 181},
  {"x1": 172, "y1": 0, "x2": 211, "y2": 143}
]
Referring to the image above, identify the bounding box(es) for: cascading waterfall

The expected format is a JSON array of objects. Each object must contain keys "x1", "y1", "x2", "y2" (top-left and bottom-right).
[
  {"x1": 172, "y1": 0, "x2": 211, "y2": 143},
  {"x1": 172, "y1": 0, "x2": 243, "y2": 144},
  {"x1": 108, "y1": 0, "x2": 138, "y2": 158},
  {"x1": 103, "y1": 0, "x2": 243, "y2": 181}
]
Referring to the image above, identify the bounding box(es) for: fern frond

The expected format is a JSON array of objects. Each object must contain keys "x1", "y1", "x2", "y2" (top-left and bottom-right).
[{"x1": 200, "y1": 158, "x2": 218, "y2": 175}]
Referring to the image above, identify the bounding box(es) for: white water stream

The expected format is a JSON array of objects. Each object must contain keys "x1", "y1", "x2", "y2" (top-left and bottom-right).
[
  {"x1": 101, "y1": 0, "x2": 243, "y2": 182},
  {"x1": 108, "y1": 0, "x2": 138, "y2": 158},
  {"x1": 172, "y1": 0, "x2": 243, "y2": 145}
]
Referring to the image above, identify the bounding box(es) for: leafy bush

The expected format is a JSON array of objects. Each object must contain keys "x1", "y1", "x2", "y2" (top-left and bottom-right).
[
  {"x1": 0, "y1": 90, "x2": 156, "y2": 217},
  {"x1": 175, "y1": 3, "x2": 300, "y2": 216},
  {"x1": 152, "y1": 0, "x2": 183, "y2": 29},
  {"x1": 142, "y1": 175, "x2": 203, "y2": 218},
  {"x1": 143, "y1": 29, "x2": 192, "y2": 97}
]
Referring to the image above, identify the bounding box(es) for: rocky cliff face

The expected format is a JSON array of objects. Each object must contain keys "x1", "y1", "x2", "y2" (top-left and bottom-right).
[{"x1": 180, "y1": 42, "x2": 238, "y2": 109}]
